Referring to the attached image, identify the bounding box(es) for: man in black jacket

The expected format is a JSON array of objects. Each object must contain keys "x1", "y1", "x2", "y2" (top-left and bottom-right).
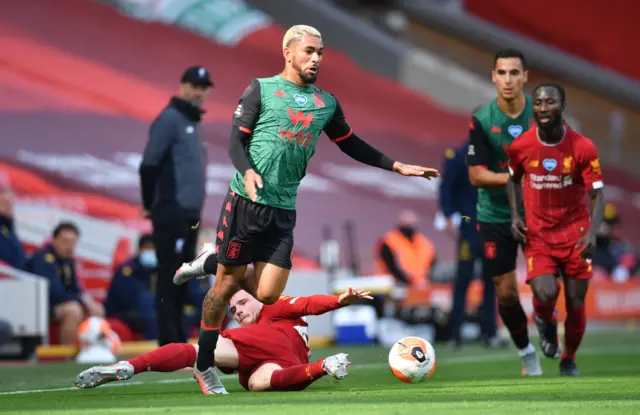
[{"x1": 139, "y1": 66, "x2": 212, "y2": 346}]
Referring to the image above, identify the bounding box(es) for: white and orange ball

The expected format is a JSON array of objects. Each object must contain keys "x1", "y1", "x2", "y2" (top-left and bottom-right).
[
  {"x1": 76, "y1": 316, "x2": 121, "y2": 354},
  {"x1": 388, "y1": 336, "x2": 436, "y2": 384}
]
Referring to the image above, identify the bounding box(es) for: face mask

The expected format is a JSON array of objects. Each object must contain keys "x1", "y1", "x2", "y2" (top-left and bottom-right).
[{"x1": 139, "y1": 250, "x2": 158, "y2": 269}]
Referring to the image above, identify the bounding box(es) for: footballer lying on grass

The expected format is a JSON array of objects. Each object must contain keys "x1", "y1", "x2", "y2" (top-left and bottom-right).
[{"x1": 75, "y1": 287, "x2": 372, "y2": 393}]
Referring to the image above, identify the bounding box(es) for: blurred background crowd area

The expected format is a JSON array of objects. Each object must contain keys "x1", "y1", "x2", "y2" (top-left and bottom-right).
[{"x1": 0, "y1": 0, "x2": 638, "y2": 360}]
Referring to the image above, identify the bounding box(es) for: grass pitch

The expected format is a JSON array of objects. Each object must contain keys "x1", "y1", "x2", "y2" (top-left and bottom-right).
[{"x1": 1, "y1": 331, "x2": 639, "y2": 414}]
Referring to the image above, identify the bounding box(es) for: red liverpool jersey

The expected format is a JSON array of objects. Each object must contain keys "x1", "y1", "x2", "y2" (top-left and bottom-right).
[{"x1": 507, "y1": 126, "x2": 604, "y2": 246}]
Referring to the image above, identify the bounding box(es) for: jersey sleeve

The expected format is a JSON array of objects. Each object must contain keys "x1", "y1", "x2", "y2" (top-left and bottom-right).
[
  {"x1": 577, "y1": 139, "x2": 604, "y2": 190},
  {"x1": 506, "y1": 142, "x2": 525, "y2": 182},
  {"x1": 231, "y1": 79, "x2": 261, "y2": 133},
  {"x1": 322, "y1": 97, "x2": 353, "y2": 143},
  {"x1": 269, "y1": 295, "x2": 342, "y2": 319},
  {"x1": 466, "y1": 117, "x2": 491, "y2": 167}
]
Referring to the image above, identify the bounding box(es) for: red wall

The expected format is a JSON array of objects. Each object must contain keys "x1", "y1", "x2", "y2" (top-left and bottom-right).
[{"x1": 465, "y1": 0, "x2": 640, "y2": 80}]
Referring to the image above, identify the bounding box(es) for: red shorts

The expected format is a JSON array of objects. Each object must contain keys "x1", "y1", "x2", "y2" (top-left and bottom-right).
[
  {"x1": 525, "y1": 238, "x2": 592, "y2": 281},
  {"x1": 221, "y1": 324, "x2": 305, "y2": 391}
]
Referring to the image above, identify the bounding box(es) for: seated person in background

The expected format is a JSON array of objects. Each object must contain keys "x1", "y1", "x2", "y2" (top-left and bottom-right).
[
  {"x1": 594, "y1": 203, "x2": 639, "y2": 283},
  {"x1": 25, "y1": 222, "x2": 104, "y2": 345},
  {"x1": 0, "y1": 185, "x2": 26, "y2": 269},
  {"x1": 105, "y1": 234, "x2": 158, "y2": 340}
]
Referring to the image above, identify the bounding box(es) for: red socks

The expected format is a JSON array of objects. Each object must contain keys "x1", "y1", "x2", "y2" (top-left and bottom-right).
[
  {"x1": 128, "y1": 343, "x2": 197, "y2": 374},
  {"x1": 562, "y1": 305, "x2": 587, "y2": 361},
  {"x1": 269, "y1": 360, "x2": 326, "y2": 391},
  {"x1": 533, "y1": 296, "x2": 557, "y2": 324}
]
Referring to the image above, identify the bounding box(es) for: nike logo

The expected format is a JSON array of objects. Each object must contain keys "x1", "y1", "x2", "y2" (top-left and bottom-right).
[{"x1": 191, "y1": 222, "x2": 199, "y2": 230}]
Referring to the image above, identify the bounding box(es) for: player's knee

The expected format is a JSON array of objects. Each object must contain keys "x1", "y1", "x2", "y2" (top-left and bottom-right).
[
  {"x1": 255, "y1": 290, "x2": 279, "y2": 305},
  {"x1": 493, "y1": 274, "x2": 519, "y2": 306},
  {"x1": 211, "y1": 279, "x2": 239, "y2": 302},
  {"x1": 565, "y1": 292, "x2": 586, "y2": 308},
  {"x1": 248, "y1": 377, "x2": 270, "y2": 392},
  {"x1": 534, "y1": 286, "x2": 559, "y2": 304},
  {"x1": 58, "y1": 301, "x2": 85, "y2": 324},
  {"x1": 530, "y1": 275, "x2": 559, "y2": 304}
]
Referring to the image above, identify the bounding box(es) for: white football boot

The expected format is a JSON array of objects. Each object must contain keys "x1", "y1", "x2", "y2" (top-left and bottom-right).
[
  {"x1": 173, "y1": 243, "x2": 215, "y2": 285},
  {"x1": 322, "y1": 353, "x2": 351, "y2": 380},
  {"x1": 193, "y1": 366, "x2": 229, "y2": 395},
  {"x1": 74, "y1": 361, "x2": 135, "y2": 389},
  {"x1": 520, "y1": 346, "x2": 543, "y2": 376}
]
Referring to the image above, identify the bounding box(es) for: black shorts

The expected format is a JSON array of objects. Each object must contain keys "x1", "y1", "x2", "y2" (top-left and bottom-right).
[
  {"x1": 215, "y1": 189, "x2": 296, "y2": 269},
  {"x1": 478, "y1": 222, "x2": 522, "y2": 277}
]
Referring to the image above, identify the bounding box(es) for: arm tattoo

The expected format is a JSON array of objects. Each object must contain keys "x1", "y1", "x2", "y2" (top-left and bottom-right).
[{"x1": 201, "y1": 284, "x2": 239, "y2": 328}]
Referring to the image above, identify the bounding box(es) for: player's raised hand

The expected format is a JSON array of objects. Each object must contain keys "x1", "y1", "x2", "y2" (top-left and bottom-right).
[
  {"x1": 576, "y1": 232, "x2": 596, "y2": 261},
  {"x1": 392, "y1": 162, "x2": 440, "y2": 180},
  {"x1": 338, "y1": 286, "x2": 374, "y2": 306},
  {"x1": 511, "y1": 217, "x2": 528, "y2": 243},
  {"x1": 243, "y1": 169, "x2": 263, "y2": 202}
]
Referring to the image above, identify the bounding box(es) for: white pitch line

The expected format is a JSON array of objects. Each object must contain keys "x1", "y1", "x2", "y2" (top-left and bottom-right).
[{"x1": 1, "y1": 344, "x2": 637, "y2": 396}]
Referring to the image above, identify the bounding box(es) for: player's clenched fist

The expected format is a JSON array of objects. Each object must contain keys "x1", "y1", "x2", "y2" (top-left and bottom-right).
[
  {"x1": 243, "y1": 169, "x2": 263, "y2": 202},
  {"x1": 338, "y1": 286, "x2": 374, "y2": 306},
  {"x1": 392, "y1": 161, "x2": 440, "y2": 179}
]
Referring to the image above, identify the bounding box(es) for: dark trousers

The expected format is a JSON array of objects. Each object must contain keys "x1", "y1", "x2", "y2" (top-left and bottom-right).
[
  {"x1": 449, "y1": 233, "x2": 497, "y2": 341},
  {"x1": 152, "y1": 215, "x2": 199, "y2": 346}
]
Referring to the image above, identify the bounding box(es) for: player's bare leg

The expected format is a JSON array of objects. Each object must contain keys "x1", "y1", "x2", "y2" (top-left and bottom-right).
[
  {"x1": 493, "y1": 271, "x2": 541, "y2": 376},
  {"x1": 252, "y1": 261, "x2": 291, "y2": 304},
  {"x1": 195, "y1": 266, "x2": 244, "y2": 394},
  {"x1": 530, "y1": 274, "x2": 562, "y2": 358},
  {"x1": 248, "y1": 353, "x2": 351, "y2": 392},
  {"x1": 560, "y1": 277, "x2": 589, "y2": 376}
]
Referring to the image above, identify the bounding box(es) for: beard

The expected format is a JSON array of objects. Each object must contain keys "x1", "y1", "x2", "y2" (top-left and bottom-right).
[{"x1": 293, "y1": 60, "x2": 318, "y2": 84}]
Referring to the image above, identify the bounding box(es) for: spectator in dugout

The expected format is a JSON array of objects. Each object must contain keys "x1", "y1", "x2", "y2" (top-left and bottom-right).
[
  {"x1": 105, "y1": 233, "x2": 159, "y2": 340},
  {"x1": 25, "y1": 222, "x2": 104, "y2": 345},
  {"x1": 594, "y1": 202, "x2": 639, "y2": 283},
  {"x1": 0, "y1": 185, "x2": 27, "y2": 269}
]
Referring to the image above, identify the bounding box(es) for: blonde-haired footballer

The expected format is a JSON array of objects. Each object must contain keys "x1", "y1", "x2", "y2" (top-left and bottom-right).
[{"x1": 173, "y1": 24, "x2": 440, "y2": 394}]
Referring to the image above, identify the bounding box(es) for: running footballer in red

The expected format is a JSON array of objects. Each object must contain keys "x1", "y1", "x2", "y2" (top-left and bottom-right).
[{"x1": 506, "y1": 83, "x2": 605, "y2": 377}]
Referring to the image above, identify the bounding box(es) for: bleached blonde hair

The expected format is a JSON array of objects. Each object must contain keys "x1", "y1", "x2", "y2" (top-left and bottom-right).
[{"x1": 282, "y1": 25, "x2": 322, "y2": 49}]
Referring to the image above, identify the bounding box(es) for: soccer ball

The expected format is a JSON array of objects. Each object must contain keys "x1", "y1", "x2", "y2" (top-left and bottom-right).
[{"x1": 388, "y1": 336, "x2": 436, "y2": 384}]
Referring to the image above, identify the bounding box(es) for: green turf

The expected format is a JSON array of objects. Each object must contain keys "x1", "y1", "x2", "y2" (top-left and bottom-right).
[{"x1": 1, "y1": 332, "x2": 639, "y2": 414}]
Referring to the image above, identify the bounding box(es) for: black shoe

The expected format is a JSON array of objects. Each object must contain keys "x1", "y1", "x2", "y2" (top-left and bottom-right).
[
  {"x1": 559, "y1": 358, "x2": 580, "y2": 376},
  {"x1": 533, "y1": 314, "x2": 560, "y2": 358}
]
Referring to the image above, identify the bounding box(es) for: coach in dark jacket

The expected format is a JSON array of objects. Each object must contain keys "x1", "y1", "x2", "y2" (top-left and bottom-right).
[{"x1": 139, "y1": 65, "x2": 212, "y2": 345}]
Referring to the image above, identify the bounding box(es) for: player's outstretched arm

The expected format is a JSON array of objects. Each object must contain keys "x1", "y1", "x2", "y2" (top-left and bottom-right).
[
  {"x1": 275, "y1": 287, "x2": 373, "y2": 319},
  {"x1": 322, "y1": 97, "x2": 439, "y2": 179},
  {"x1": 467, "y1": 117, "x2": 509, "y2": 188}
]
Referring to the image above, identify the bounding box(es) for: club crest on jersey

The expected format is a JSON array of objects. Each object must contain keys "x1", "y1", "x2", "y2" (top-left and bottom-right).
[
  {"x1": 508, "y1": 125, "x2": 523, "y2": 138},
  {"x1": 294, "y1": 94, "x2": 307, "y2": 106},
  {"x1": 543, "y1": 159, "x2": 557, "y2": 172}
]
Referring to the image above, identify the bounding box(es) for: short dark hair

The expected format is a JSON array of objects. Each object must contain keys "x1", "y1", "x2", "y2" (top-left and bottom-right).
[
  {"x1": 52, "y1": 221, "x2": 80, "y2": 238},
  {"x1": 137, "y1": 233, "x2": 154, "y2": 249},
  {"x1": 533, "y1": 83, "x2": 567, "y2": 106},
  {"x1": 494, "y1": 49, "x2": 527, "y2": 71}
]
